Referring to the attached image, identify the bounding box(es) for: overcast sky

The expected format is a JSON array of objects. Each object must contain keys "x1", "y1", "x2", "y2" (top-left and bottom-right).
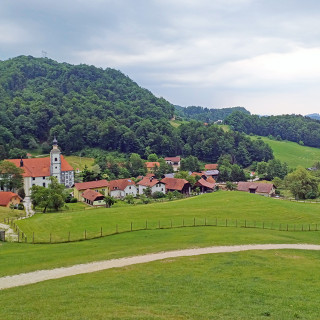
[{"x1": 1, "y1": 0, "x2": 320, "y2": 115}]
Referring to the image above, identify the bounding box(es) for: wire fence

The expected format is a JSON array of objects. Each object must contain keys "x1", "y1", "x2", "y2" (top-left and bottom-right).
[{"x1": 3, "y1": 217, "x2": 320, "y2": 244}]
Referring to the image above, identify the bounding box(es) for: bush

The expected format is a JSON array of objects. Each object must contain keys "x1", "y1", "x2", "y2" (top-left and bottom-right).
[
  {"x1": 152, "y1": 191, "x2": 165, "y2": 199},
  {"x1": 70, "y1": 197, "x2": 78, "y2": 203},
  {"x1": 18, "y1": 203, "x2": 24, "y2": 210}
]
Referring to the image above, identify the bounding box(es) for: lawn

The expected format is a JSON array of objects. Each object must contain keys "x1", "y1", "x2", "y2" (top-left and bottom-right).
[
  {"x1": 251, "y1": 136, "x2": 320, "y2": 168},
  {"x1": 1, "y1": 250, "x2": 320, "y2": 319},
  {"x1": 0, "y1": 206, "x2": 25, "y2": 222},
  {"x1": 15, "y1": 192, "x2": 320, "y2": 243},
  {"x1": 63, "y1": 155, "x2": 95, "y2": 171}
]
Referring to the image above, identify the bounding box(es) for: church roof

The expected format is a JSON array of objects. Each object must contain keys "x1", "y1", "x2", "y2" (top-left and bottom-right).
[{"x1": 6, "y1": 155, "x2": 73, "y2": 177}]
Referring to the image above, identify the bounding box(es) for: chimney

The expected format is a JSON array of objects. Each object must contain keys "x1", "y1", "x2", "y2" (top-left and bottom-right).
[{"x1": 20, "y1": 157, "x2": 24, "y2": 167}]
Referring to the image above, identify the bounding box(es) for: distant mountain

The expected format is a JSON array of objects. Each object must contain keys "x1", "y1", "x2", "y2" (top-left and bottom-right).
[
  {"x1": 174, "y1": 105, "x2": 250, "y2": 122},
  {"x1": 307, "y1": 113, "x2": 320, "y2": 121}
]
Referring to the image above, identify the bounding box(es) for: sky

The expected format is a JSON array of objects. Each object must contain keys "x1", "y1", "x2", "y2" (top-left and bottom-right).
[{"x1": 1, "y1": 0, "x2": 320, "y2": 116}]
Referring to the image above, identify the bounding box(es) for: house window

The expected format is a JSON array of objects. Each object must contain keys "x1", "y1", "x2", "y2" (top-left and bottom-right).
[
  {"x1": 32, "y1": 177, "x2": 35, "y2": 181},
  {"x1": 102, "y1": 189, "x2": 105, "y2": 192},
  {"x1": 129, "y1": 186, "x2": 131, "y2": 189},
  {"x1": 43, "y1": 176, "x2": 45, "y2": 180},
  {"x1": 43, "y1": 183, "x2": 46, "y2": 187},
  {"x1": 54, "y1": 158, "x2": 57, "y2": 161}
]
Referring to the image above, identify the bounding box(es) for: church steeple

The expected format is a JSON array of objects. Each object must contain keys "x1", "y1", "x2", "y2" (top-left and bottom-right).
[{"x1": 50, "y1": 136, "x2": 61, "y2": 183}]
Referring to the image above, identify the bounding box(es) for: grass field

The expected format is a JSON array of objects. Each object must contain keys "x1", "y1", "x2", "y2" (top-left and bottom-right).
[
  {"x1": 15, "y1": 192, "x2": 320, "y2": 243},
  {"x1": 252, "y1": 136, "x2": 320, "y2": 168},
  {"x1": 64, "y1": 155, "x2": 95, "y2": 171},
  {"x1": 0, "y1": 206, "x2": 25, "y2": 222},
  {"x1": 1, "y1": 250, "x2": 320, "y2": 319}
]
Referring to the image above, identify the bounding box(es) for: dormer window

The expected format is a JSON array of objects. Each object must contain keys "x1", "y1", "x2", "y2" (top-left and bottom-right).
[{"x1": 54, "y1": 158, "x2": 57, "y2": 161}]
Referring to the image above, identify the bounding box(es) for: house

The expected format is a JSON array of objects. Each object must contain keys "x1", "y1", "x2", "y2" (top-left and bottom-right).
[
  {"x1": 165, "y1": 156, "x2": 181, "y2": 172},
  {"x1": 204, "y1": 164, "x2": 218, "y2": 170},
  {"x1": 6, "y1": 138, "x2": 74, "y2": 197},
  {"x1": 237, "y1": 182, "x2": 276, "y2": 197},
  {"x1": 194, "y1": 178, "x2": 215, "y2": 193},
  {"x1": 160, "y1": 177, "x2": 191, "y2": 195},
  {"x1": 164, "y1": 173, "x2": 175, "y2": 178},
  {"x1": 0, "y1": 191, "x2": 22, "y2": 208},
  {"x1": 82, "y1": 189, "x2": 105, "y2": 207},
  {"x1": 137, "y1": 176, "x2": 166, "y2": 195},
  {"x1": 74, "y1": 180, "x2": 109, "y2": 201},
  {"x1": 109, "y1": 179, "x2": 137, "y2": 199},
  {"x1": 202, "y1": 170, "x2": 219, "y2": 180},
  {"x1": 145, "y1": 162, "x2": 160, "y2": 173}
]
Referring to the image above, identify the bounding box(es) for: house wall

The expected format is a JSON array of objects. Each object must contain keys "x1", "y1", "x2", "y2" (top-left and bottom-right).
[
  {"x1": 5, "y1": 195, "x2": 21, "y2": 208},
  {"x1": 138, "y1": 183, "x2": 165, "y2": 195},
  {"x1": 110, "y1": 190, "x2": 125, "y2": 199},
  {"x1": 124, "y1": 185, "x2": 137, "y2": 197}
]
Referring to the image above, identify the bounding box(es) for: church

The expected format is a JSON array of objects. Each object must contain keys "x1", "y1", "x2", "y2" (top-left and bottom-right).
[{"x1": 7, "y1": 138, "x2": 74, "y2": 197}]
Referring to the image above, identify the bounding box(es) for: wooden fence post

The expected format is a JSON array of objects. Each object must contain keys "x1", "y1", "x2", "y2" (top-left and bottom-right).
[
  {"x1": 245, "y1": 220, "x2": 246, "y2": 228},
  {"x1": 100, "y1": 227, "x2": 103, "y2": 237},
  {"x1": 33, "y1": 232, "x2": 34, "y2": 244},
  {"x1": 193, "y1": 217, "x2": 195, "y2": 227},
  {"x1": 50, "y1": 233, "x2": 52, "y2": 243},
  {"x1": 205, "y1": 218, "x2": 207, "y2": 226},
  {"x1": 215, "y1": 218, "x2": 217, "y2": 226},
  {"x1": 226, "y1": 219, "x2": 227, "y2": 227},
  {"x1": 171, "y1": 220, "x2": 172, "y2": 228},
  {"x1": 85, "y1": 229, "x2": 86, "y2": 240},
  {"x1": 68, "y1": 232, "x2": 70, "y2": 242},
  {"x1": 131, "y1": 222, "x2": 133, "y2": 231},
  {"x1": 145, "y1": 220, "x2": 148, "y2": 230},
  {"x1": 158, "y1": 220, "x2": 160, "y2": 229}
]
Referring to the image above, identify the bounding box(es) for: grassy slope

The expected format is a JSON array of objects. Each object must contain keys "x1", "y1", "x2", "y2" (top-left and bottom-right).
[
  {"x1": 0, "y1": 206, "x2": 25, "y2": 222},
  {"x1": 63, "y1": 155, "x2": 95, "y2": 171},
  {"x1": 16, "y1": 192, "x2": 320, "y2": 242},
  {"x1": 1, "y1": 250, "x2": 320, "y2": 319},
  {"x1": 252, "y1": 136, "x2": 320, "y2": 168}
]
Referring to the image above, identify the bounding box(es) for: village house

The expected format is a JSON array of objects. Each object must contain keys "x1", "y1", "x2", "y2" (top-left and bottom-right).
[
  {"x1": 160, "y1": 177, "x2": 191, "y2": 195},
  {"x1": 165, "y1": 156, "x2": 181, "y2": 172},
  {"x1": 194, "y1": 178, "x2": 215, "y2": 193},
  {"x1": 0, "y1": 191, "x2": 22, "y2": 208},
  {"x1": 109, "y1": 178, "x2": 137, "y2": 199},
  {"x1": 7, "y1": 138, "x2": 74, "y2": 197},
  {"x1": 145, "y1": 162, "x2": 160, "y2": 173},
  {"x1": 237, "y1": 182, "x2": 276, "y2": 197},
  {"x1": 204, "y1": 164, "x2": 218, "y2": 170},
  {"x1": 137, "y1": 176, "x2": 166, "y2": 195},
  {"x1": 81, "y1": 189, "x2": 106, "y2": 207},
  {"x1": 201, "y1": 170, "x2": 219, "y2": 180},
  {"x1": 74, "y1": 180, "x2": 109, "y2": 201}
]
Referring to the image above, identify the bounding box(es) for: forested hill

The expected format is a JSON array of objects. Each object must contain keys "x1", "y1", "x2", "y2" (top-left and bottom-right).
[
  {"x1": 0, "y1": 55, "x2": 273, "y2": 167},
  {"x1": 225, "y1": 112, "x2": 320, "y2": 148},
  {"x1": 175, "y1": 105, "x2": 250, "y2": 122},
  {"x1": 307, "y1": 113, "x2": 320, "y2": 121}
]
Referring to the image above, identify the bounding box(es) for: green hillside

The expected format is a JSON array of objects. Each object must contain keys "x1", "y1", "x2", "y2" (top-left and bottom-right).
[{"x1": 253, "y1": 136, "x2": 320, "y2": 168}]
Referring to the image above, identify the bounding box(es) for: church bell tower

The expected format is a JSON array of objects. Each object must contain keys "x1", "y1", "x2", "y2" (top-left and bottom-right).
[{"x1": 50, "y1": 136, "x2": 61, "y2": 183}]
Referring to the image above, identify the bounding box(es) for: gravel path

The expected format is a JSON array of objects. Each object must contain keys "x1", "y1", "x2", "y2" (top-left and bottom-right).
[{"x1": 1, "y1": 243, "x2": 320, "y2": 290}]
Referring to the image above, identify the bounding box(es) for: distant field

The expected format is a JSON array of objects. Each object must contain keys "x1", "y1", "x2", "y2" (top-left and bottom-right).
[
  {"x1": 16, "y1": 192, "x2": 320, "y2": 243},
  {"x1": 252, "y1": 136, "x2": 320, "y2": 168},
  {"x1": 64, "y1": 155, "x2": 95, "y2": 171},
  {"x1": 1, "y1": 250, "x2": 320, "y2": 319}
]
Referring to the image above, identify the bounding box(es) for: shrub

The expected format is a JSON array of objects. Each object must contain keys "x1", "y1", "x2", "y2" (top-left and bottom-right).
[
  {"x1": 152, "y1": 191, "x2": 165, "y2": 199},
  {"x1": 18, "y1": 203, "x2": 24, "y2": 210},
  {"x1": 70, "y1": 197, "x2": 78, "y2": 203}
]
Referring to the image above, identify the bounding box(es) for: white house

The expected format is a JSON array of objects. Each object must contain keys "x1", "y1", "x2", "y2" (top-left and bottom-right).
[
  {"x1": 108, "y1": 179, "x2": 137, "y2": 199},
  {"x1": 6, "y1": 138, "x2": 74, "y2": 196},
  {"x1": 137, "y1": 176, "x2": 166, "y2": 195},
  {"x1": 165, "y1": 156, "x2": 181, "y2": 172}
]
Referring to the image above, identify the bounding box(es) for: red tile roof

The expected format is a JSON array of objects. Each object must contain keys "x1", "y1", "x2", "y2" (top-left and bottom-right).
[
  {"x1": 195, "y1": 178, "x2": 215, "y2": 190},
  {"x1": 82, "y1": 189, "x2": 104, "y2": 202},
  {"x1": 160, "y1": 177, "x2": 189, "y2": 191},
  {"x1": 206, "y1": 177, "x2": 216, "y2": 184},
  {"x1": 75, "y1": 180, "x2": 109, "y2": 191},
  {"x1": 205, "y1": 164, "x2": 218, "y2": 170},
  {"x1": 191, "y1": 172, "x2": 202, "y2": 177},
  {"x1": 109, "y1": 179, "x2": 136, "y2": 191},
  {"x1": 0, "y1": 192, "x2": 21, "y2": 206},
  {"x1": 7, "y1": 155, "x2": 73, "y2": 177},
  {"x1": 237, "y1": 182, "x2": 275, "y2": 194},
  {"x1": 145, "y1": 162, "x2": 160, "y2": 168},
  {"x1": 137, "y1": 177, "x2": 163, "y2": 187},
  {"x1": 165, "y1": 156, "x2": 181, "y2": 162}
]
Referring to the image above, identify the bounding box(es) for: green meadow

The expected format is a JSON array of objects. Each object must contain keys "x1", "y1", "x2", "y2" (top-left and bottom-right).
[
  {"x1": 16, "y1": 192, "x2": 320, "y2": 243},
  {"x1": 252, "y1": 136, "x2": 320, "y2": 168},
  {"x1": 1, "y1": 250, "x2": 320, "y2": 319},
  {"x1": 64, "y1": 155, "x2": 95, "y2": 171}
]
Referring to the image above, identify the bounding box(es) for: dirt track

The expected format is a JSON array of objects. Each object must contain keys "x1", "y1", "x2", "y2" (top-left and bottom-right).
[{"x1": 1, "y1": 243, "x2": 320, "y2": 290}]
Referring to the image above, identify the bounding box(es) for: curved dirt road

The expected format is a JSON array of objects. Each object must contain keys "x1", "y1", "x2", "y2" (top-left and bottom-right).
[{"x1": 1, "y1": 243, "x2": 320, "y2": 290}]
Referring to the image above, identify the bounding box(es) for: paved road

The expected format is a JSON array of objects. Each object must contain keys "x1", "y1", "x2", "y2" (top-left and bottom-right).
[{"x1": 1, "y1": 243, "x2": 320, "y2": 290}]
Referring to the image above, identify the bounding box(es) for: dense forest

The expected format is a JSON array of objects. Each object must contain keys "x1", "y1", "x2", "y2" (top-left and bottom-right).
[
  {"x1": 174, "y1": 105, "x2": 250, "y2": 122},
  {"x1": 0, "y1": 55, "x2": 273, "y2": 167},
  {"x1": 225, "y1": 112, "x2": 320, "y2": 148}
]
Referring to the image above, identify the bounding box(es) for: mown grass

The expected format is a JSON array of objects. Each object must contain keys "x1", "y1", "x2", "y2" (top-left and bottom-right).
[
  {"x1": 64, "y1": 155, "x2": 95, "y2": 171},
  {"x1": 15, "y1": 192, "x2": 320, "y2": 243},
  {"x1": 252, "y1": 136, "x2": 320, "y2": 168},
  {"x1": 0, "y1": 206, "x2": 25, "y2": 222},
  {"x1": 1, "y1": 250, "x2": 320, "y2": 319}
]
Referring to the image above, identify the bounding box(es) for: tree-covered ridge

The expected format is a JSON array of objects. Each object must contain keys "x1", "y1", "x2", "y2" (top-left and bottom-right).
[
  {"x1": 174, "y1": 105, "x2": 250, "y2": 122},
  {"x1": 0, "y1": 55, "x2": 174, "y2": 153},
  {"x1": 307, "y1": 113, "x2": 320, "y2": 121},
  {"x1": 225, "y1": 112, "x2": 320, "y2": 148},
  {"x1": 0, "y1": 55, "x2": 273, "y2": 167}
]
